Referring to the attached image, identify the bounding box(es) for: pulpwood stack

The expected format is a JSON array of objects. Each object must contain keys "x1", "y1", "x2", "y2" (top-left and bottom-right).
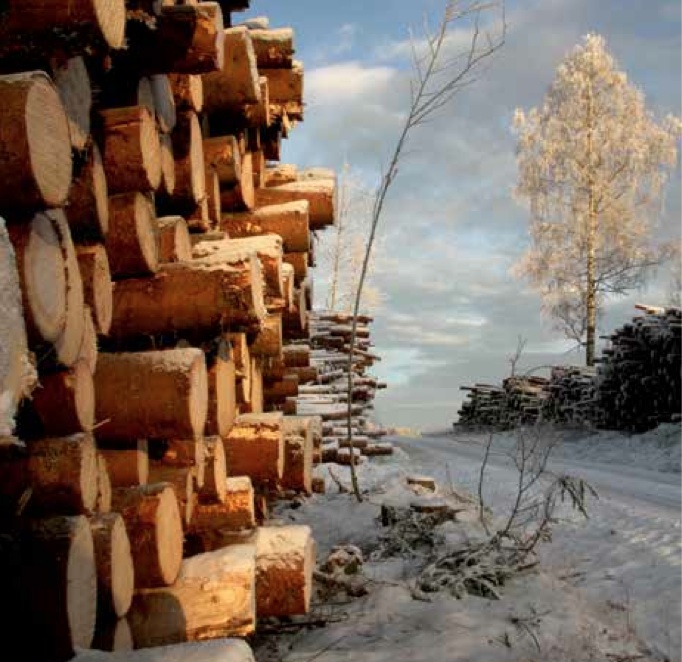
[
  {"x1": 0, "y1": 3, "x2": 340, "y2": 660},
  {"x1": 454, "y1": 304, "x2": 681, "y2": 432},
  {"x1": 269, "y1": 311, "x2": 392, "y2": 465}
]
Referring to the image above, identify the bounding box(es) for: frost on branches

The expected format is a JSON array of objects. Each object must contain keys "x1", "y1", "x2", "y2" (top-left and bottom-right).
[{"x1": 512, "y1": 33, "x2": 681, "y2": 365}]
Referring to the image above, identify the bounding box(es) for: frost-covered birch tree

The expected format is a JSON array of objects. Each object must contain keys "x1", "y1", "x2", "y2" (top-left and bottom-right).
[{"x1": 513, "y1": 33, "x2": 680, "y2": 365}]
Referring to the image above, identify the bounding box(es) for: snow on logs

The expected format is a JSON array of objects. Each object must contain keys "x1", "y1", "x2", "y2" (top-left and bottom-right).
[
  {"x1": 221, "y1": 200, "x2": 311, "y2": 253},
  {"x1": 255, "y1": 179, "x2": 336, "y2": 230},
  {"x1": 128, "y1": 544, "x2": 256, "y2": 647},
  {"x1": 109, "y1": 254, "x2": 267, "y2": 341},
  {"x1": 94, "y1": 349, "x2": 208, "y2": 441},
  {"x1": 223, "y1": 412, "x2": 284, "y2": 485},
  {"x1": 202, "y1": 26, "x2": 261, "y2": 113},
  {"x1": 71, "y1": 639, "x2": 255, "y2": 662},
  {"x1": 255, "y1": 525, "x2": 316, "y2": 617},
  {"x1": 0, "y1": 219, "x2": 34, "y2": 434}
]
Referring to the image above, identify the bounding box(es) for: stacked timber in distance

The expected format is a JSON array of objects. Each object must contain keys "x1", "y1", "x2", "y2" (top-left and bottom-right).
[
  {"x1": 595, "y1": 304, "x2": 681, "y2": 432},
  {"x1": 278, "y1": 311, "x2": 391, "y2": 465},
  {"x1": 455, "y1": 304, "x2": 681, "y2": 432},
  {"x1": 0, "y1": 3, "x2": 349, "y2": 661}
]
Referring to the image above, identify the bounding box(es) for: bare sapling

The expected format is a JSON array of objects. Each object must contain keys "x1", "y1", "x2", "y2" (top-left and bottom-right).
[{"x1": 345, "y1": 0, "x2": 507, "y2": 502}]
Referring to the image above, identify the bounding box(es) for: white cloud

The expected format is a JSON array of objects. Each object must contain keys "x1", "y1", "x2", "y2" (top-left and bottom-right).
[{"x1": 306, "y1": 62, "x2": 398, "y2": 106}]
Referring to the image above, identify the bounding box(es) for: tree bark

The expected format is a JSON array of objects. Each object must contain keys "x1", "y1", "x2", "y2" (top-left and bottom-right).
[
  {"x1": 25, "y1": 433, "x2": 98, "y2": 517},
  {"x1": 109, "y1": 257, "x2": 266, "y2": 340},
  {"x1": 100, "y1": 106, "x2": 162, "y2": 194},
  {"x1": 223, "y1": 412, "x2": 283, "y2": 483},
  {"x1": 168, "y1": 73, "x2": 204, "y2": 113},
  {"x1": 125, "y1": 3, "x2": 226, "y2": 75},
  {"x1": 106, "y1": 192, "x2": 159, "y2": 278},
  {"x1": 157, "y1": 216, "x2": 193, "y2": 263},
  {"x1": 127, "y1": 544, "x2": 256, "y2": 646},
  {"x1": 31, "y1": 360, "x2": 95, "y2": 436},
  {"x1": 249, "y1": 28, "x2": 294, "y2": 69},
  {"x1": 221, "y1": 200, "x2": 310, "y2": 253},
  {"x1": 205, "y1": 341, "x2": 237, "y2": 437},
  {"x1": 202, "y1": 26, "x2": 260, "y2": 113},
  {"x1": 255, "y1": 179, "x2": 335, "y2": 230},
  {"x1": 255, "y1": 525, "x2": 316, "y2": 617},
  {"x1": 94, "y1": 349, "x2": 208, "y2": 441}
]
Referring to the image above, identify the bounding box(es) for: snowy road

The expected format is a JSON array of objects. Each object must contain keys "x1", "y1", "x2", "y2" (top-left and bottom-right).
[
  {"x1": 390, "y1": 432, "x2": 682, "y2": 660},
  {"x1": 393, "y1": 434, "x2": 682, "y2": 515}
]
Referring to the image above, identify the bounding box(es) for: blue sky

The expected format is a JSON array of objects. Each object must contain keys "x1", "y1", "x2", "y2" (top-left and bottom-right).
[{"x1": 241, "y1": 1, "x2": 681, "y2": 430}]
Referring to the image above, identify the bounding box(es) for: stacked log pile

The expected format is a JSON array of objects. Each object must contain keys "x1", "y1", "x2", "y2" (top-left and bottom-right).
[
  {"x1": 274, "y1": 311, "x2": 392, "y2": 465},
  {"x1": 0, "y1": 4, "x2": 343, "y2": 661},
  {"x1": 455, "y1": 305, "x2": 681, "y2": 433},
  {"x1": 542, "y1": 365, "x2": 597, "y2": 427},
  {"x1": 456, "y1": 377, "x2": 550, "y2": 429},
  {"x1": 595, "y1": 304, "x2": 681, "y2": 432}
]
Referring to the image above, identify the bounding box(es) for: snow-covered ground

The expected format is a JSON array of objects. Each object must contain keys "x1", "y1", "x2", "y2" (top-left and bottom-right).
[{"x1": 256, "y1": 424, "x2": 681, "y2": 662}]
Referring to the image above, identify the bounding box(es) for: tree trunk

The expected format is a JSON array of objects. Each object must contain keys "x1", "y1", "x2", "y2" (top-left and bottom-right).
[
  {"x1": 106, "y1": 192, "x2": 159, "y2": 278},
  {"x1": 169, "y1": 111, "x2": 206, "y2": 208},
  {"x1": 31, "y1": 359, "x2": 95, "y2": 436},
  {"x1": 7, "y1": 212, "x2": 68, "y2": 345},
  {"x1": 125, "y1": 3, "x2": 226, "y2": 75},
  {"x1": 203, "y1": 136, "x2": 241, "y2": 187},
  {"x1": 191, "y1": 475, "x2": 254, "y2": 537},
  {"x1": 99, "y1": 443, "x2": 149, "y2": 488},
  {"x1": 228, "y1": 332, "x2": 251, "y2": 404},
  {"x1": 111, "y1": 483, "x2": 183, "y2": 588},
  {"x1": 127, "y1": 544, "x2": 256, "y2": 647},
  {"x1": 223, "y1": 412, "x2": 283, "y2": 483},
  {"x1": 67, "y1": 142, "x2": 110, "y2": 242},
  {"x1": 0, "y1": 0, "x2": 126, "y2": 50},
  {"x1": 283, "y1": 252, "x2": 308, "y2": 286},
  {"x1": 255, "y1": 179, "x2": 335, "y2": 230},
  {"x1": 96, "y1": 452, "x2": 112, "y2": 513},
  {"x1": 53, "y1": 56, "x2": 91, "y2": 151},
  {"x1": 26, "y1": 432, "x2": 99, "y2": 518},
  {"x1": 250, "y1": 314, "x2": 283, "y2": 359},
  {"x1": 100, "y1": 106, "x2": 161, "y2": 194},
  {"x1": 192, "y1": 234, "x2": 283, "y2": 298},
  {"x1": 221, "y1": 200, "x2": 310, "y2": 253},
  {"x1": 205, "y1": 341, "x2": 237, "y2": 437},
  {"x1": 202, "y1": 26, "x2": 260, "y2": 113},
  {"x1": 147, "y1": 463, "x2": 196, "y2": 527},
  {"x1": 159, "y1": 133, "x2": 176, "y2": 196},
  {"x1": 168, "y1": 73, "x2": 204, "y2": 113},
  {"x1": 220, "y1": 151, "x2": 255, "y2": 211},
  {"x1": 249, "y1": 28, "x2": 294, "y2": 68},
  {"x1": 89, "y1": 512, "x2": 135, "y2": 618},
  {"x1": 94, "y1": 349, "x2": 208, "y2": 441},
  {"x1": 9, "y1": 515, "x2": 98, "y2": 659},
  {"x1": 77, "y1": 244, "x2": 113, "y2": 335},
  {"x1": 149, "y1": 75, "x2": 177, "y2": 134},
  {"x1": 255, "y1": 525, "x2": 316, "y2": 617},
  {"x1": 196, "y1": 436, "x2": 226, "y2": 504},
  {"x1": 109, "y1": 257, "x2": 266, "y2": 340},
  {"x1": 157, "y1": 216, "x2": 193, "y2": 263},
  {"x1": 0, "y1": 71, "x2": 72, "y2": 213},
  {"x1": 264, "y1": 163, "x2": 298, "y2": 187}
]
